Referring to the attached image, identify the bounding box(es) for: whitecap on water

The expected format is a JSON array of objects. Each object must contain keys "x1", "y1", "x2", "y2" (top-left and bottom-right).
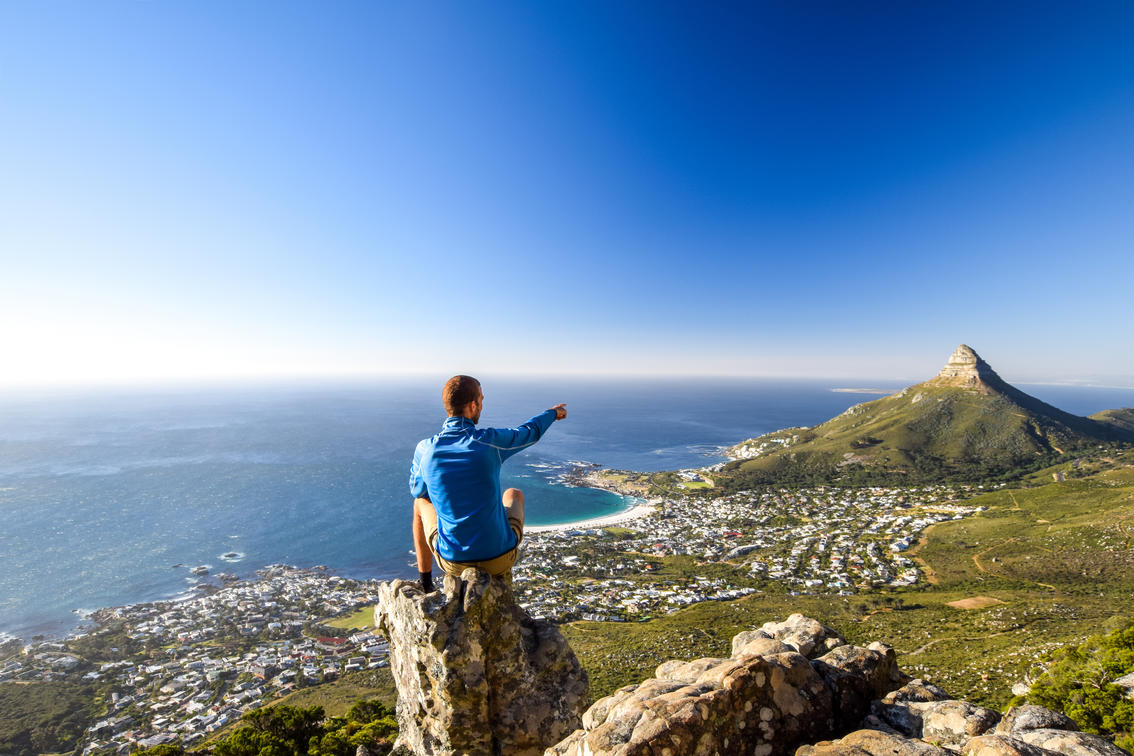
[{"x1": 218, "y1": 552, "x2": 245, "y2": 563}]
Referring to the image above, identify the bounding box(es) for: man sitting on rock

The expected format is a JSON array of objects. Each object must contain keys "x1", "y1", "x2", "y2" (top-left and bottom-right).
[{"x1": 410, "y1": 374, "x2": 567, "y2": 591}]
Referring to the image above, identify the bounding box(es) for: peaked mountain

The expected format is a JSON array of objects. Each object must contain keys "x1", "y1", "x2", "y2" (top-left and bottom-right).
[{"x1": 720, "y1": 345, "x2": 1134, "y2": 486}]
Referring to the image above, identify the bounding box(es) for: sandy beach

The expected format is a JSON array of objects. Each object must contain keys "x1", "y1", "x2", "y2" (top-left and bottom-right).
[{"x1": 525, "y1": 501, "x2": 656, "y2": 534}]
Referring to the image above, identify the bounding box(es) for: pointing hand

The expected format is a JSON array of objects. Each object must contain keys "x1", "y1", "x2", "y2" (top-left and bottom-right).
[{"x1": 551, "y1": 403, "x2": 567, "y2": 420}]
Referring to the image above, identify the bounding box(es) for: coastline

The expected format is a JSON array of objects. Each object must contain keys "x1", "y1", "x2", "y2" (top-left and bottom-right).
[
  {"x1": 2, "y1": 490, "x2": 655, "y2": 643},
  {"x1": 526, "y1": 500, "x2": 656, "y2": 533}
]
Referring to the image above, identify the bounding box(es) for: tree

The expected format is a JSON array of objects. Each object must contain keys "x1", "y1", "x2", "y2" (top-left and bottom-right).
[
  {"x1": 213, "y1": 705, "x2": 324, "y2": 756},
  {"x1": 134, "y1": 743, "x2": 184, "y2": 756},
  {"x1": 1026, "y1": 621, "x2": 1134, "y2": 752},
  {"x1": 212, "y1": 725, "x2": 290, "y2": 756},
  {"x1": 210, "y1": 700, "x2": 397, "y2": 756}
]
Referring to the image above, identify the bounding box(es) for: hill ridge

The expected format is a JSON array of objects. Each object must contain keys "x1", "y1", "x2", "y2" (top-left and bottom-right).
[{"x1": 721, "y1": 344, "x2": 1134, "y2": 486}]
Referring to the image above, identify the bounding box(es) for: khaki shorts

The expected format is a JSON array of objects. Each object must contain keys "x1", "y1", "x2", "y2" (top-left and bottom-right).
[{"x1": 419, "y1": 502, "x2": 523, "y2": 577}]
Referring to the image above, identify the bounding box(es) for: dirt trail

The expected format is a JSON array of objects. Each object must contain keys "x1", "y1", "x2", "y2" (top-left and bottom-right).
[
  {"x1": 903, "y1": 627, "x2": 1019, "y2": 656},
  {"x1": 1116, "y1": 514, "x2": 1134, "y2": 547},
  {"x1": 907, "y1": 525, "x2": 939, "y2": 586}
]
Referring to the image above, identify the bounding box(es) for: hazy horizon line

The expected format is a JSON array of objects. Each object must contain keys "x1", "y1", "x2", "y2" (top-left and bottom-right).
[{"x1": 2, "y1": 371, "x2": 1133, "y2": 395}]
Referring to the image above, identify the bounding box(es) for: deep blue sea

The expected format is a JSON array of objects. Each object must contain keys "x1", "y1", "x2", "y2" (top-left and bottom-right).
[{"x1": 1, "y1": 377, "x2": 1131, "y2": 641}]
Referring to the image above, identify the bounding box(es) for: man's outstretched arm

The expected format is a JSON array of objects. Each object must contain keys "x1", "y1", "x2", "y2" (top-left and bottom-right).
[{"x1": 479, "y1": 404, "x2": 567, "y2": 461}]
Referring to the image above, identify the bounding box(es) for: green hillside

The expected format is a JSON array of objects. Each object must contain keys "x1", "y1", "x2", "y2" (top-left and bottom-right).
[
  {"x1": 717, "y1": 345, "x2": 1133, "y2": 488},
  {"x1": 1093, "y1": 407, "x2": 1134, "y2": 435}
]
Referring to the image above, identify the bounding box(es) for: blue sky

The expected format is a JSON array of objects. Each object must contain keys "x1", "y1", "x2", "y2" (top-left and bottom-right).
[{"x1": 1, "y1": 2, "x2": 1132, "y2": 386}]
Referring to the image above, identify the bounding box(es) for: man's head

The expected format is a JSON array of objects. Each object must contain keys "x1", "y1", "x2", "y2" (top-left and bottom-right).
[{"x1": 443, "y1": 375, "x2": 483, "y2": 422}]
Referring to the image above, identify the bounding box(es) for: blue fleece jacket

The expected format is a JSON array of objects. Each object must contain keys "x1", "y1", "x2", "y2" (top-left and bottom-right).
[{"x1": 409, "y1": 410, "x2": 556, "y2": 561}]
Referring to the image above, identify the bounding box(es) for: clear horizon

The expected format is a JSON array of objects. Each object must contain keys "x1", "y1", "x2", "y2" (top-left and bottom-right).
[{"x1": 3, "y1": 2, "x2": 1133, "y2": 388}]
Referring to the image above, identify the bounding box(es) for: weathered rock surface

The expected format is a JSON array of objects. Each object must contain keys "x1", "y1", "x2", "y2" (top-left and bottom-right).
[
  {"x1": 872, "y1": 698, "x2": 1000, "y2": 746},
  {"x1": 798, "y1": 729, "x2": 951, "y2": 756},
  {"x1": 963, "y1": 734, "x2": 1059, "y2": 756},
  {"x1": 374, "y1": 569, "x2": 588, "y2": 756},
  {"x1": 916, "y1": 700, "x2": 1001, "y2": 747},
  {"x1": 932, "y1": 344, "x2": 1002, "y2": 388},
  {"x1": 994, "y1": 705, "x2": 1080, "y2": 737},
  {"x1": 815, "y1": 641, "x2": 906, "y2": 733},
  {"x1": 548, "y1": 613, "x2": 902, "y2": 756},
  {"x1": 1016, "y1": 729, "x2": 1131, "y2": 756},
  {"x1": 731, "y1": 614, "x2": 845, "y2": 658},
  {"x1": 882, "y1": 679, "x2": 952, "y2": 705}
]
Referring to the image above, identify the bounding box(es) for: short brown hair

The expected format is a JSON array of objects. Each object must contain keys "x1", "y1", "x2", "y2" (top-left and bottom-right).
[{"x1": 443, "y1": 375, "x2": 481, "y2": 416}]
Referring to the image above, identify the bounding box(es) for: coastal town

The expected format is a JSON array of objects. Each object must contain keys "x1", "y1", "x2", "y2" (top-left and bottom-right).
[
  {"x1": 1, "y1": 566, "x2": 388, "y2": 754},
  {"x1": 512, "y1": 480, "x2": 986, "y2": 621},
  {"x1": 0, "y1": 481, "x2": 987, "y2": 753}
]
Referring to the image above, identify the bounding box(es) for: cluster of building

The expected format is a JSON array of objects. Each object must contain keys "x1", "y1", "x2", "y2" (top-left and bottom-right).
[
  {"x1": 2, "y1": 566, "x2": 388, "y2": 755},
  {"x1": 512, "y1": 484, "x2": 985, "y2": 619},
  {"x1": 514, "y1": 573, "x2": 757, "y2": 623},
  {"x1": 726, "y1": 429, "x2": 802, "y2": 460}
]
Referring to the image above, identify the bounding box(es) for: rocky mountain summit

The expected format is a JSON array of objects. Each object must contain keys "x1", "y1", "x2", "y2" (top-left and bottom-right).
[
  {"x1": 930, "y1": 344, "x2": 1004, "y2": 389},
  {"x1": 375, "y1": 570, "x2": 1129, "y2": 756}
]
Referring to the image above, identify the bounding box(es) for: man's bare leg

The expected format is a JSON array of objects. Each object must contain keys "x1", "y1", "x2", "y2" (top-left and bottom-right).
[
  {"x1": 413, "y1": 497, "x2": 435, "y2": 591},
  {"x1": 503, "y1": 487, "x2": 525, "y2": 535}
]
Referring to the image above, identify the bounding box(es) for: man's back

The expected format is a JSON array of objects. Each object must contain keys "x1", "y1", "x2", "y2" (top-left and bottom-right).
[
  {"x1": 410, "y1": 411, "x2": 555, "y2": 561},
  {"x1": 409, "y1": 375, "x2": 566, "y2": 586}
]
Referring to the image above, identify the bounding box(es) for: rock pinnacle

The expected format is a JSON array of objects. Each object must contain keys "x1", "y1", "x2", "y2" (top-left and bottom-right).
[{"x1": 932, "y1": 344, "x2": 1002, "y2": 388}]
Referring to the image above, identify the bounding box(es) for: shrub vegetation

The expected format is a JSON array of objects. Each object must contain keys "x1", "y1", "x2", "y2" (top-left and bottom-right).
[
  {"x1": 134, "y1": 699, "x2": 397, "y2": 756},
  {"x1": 1024, "y1": 621, "x2": 1134, "y2": 753}
]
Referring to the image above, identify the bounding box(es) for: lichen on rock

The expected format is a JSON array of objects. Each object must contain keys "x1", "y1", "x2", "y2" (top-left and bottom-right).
[{"x1": 374, "y1": 569, "x2": 588, "y2": 756}]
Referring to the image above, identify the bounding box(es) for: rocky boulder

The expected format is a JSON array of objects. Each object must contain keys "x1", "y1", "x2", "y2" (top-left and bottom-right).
[
  {"x1": 548, "y1": 614, "x2": 902, "y2": 756},
  {"x1": 916, "y1": 700, "x2": 1001, "y2": 748},
  {"x1": 994, "y1": 706, "x2": 1080, "y2": 737},
  {"x1": 374, "y1": 569, "x2": 588, "y2": 756},
  {"x1": 1015, "y1": 729, "x2": 1131, "y2": 756},
  {"x1": 732, "y1": 614, "x2": 846, "y2": 659},
  {"x1": 814, "y1": 642, "x2": 907, "y2": 732},
  {"x1": 872, "y1": 689, "x2": 1000, "y2": 746},
  {"x1": 882, "y1": 679, "x2": 952, "y2": 705},
  {"x1": 963, "y1": 734, "x2": 1061, "y2": 756},
  {"x1": 797, "y1": 728, "x2": 951, "y2": 756}
]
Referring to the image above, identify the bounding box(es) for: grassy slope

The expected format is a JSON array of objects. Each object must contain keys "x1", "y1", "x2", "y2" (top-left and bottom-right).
[
  {"x1": 1093, "y1": 407, "x2": 1134, "y2": 435},
  {"x1": 0, "y1": 681, "x2": 97, "y2": 756},
  {"x1": 564, "y1": 457, "x2": 1134, "y2": 708},
  {"x1": 271, "y1": 669, "x2": 396, "y2": 716}
]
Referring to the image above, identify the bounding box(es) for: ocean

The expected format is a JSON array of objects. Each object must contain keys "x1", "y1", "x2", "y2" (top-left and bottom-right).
[{"x1": 1, "y1": 377, "x2": 1131, "y2": 641}]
